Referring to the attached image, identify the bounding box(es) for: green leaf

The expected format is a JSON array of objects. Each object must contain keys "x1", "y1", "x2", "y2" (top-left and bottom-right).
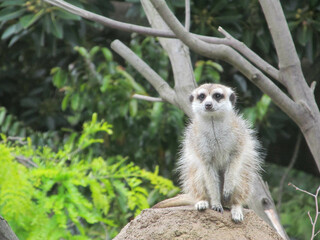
[
  {"x1": 194, "y1": 61, "x2": 204, "y2": 83},
  {"x1": 1, "y1": 23, "x2": 22, "y2": 40},
  {"x1": 51, "y1": 17, "x2": 63, "y2": 39},
  {"x1": 61, "y1": 94, "x2": 70, "y2": 111},
  {"x1": 101, "y1": 47, "x2": 113, "y2": 62},
  {"x1": 55, "y1": 10, "x2": 81, "y2": 21},
  {"x1": 71, "y1": 93, "x2": 80, "y2": 111},
  {"x1": 129, "y1": 99, "x2": 138, "y2": 117},
  {"x1": 257, "y1": 94, "x2": 271, "y2": 120},
  {"x1": 0, "y1": 107, "x2": 7, "y2": 125},
  {"x1": 2, "y1": 115, "x2": 12, "y2": 132},
  {"x1": 113, "y1": 180, "x2": 128, "y2": 213},
  {"x1": 206, "y1": 68, "x2": 220, "y2": 82},
  {"x1": 75, "y1": 46, "x2": 89, "y2": 58},
  {"x1": 206, "y1": 61, "x2": 223, "y2": 72},
  {"x1": 89, "y1": 46, "x2": 100, "y2": 58},
  {"x1": 100, "y1": 75, "x2": 111, "y2": 93},
  {"x1": 8, "y1": 30, "x2": 28, "y2": 47},
  {"x1": 0, "y1": 0, "x2": 24, "y2": 7},
  {"x1": 243, "y1": 107, "x2": 257, "y2": 124},
  {"x1": 0, "y1": 8, "x2": 25, "y2": 22},
  {"x1": 19, "y1": 10, "x2": 44, "y2": 29},
  {"x1": 51, "y1": 67, "x2": 67, "y2": 88},
  {"x1": 117, "y1": 67, "x2": 146, "y2": 94}
]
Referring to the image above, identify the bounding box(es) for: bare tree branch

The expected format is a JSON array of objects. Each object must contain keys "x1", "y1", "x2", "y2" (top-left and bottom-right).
[
  {"x1": 44, "y1": 0, "x2": 174, "y2": 37},
  {"x1": 149, "y1": 0, "x2": 301, "y2": 123},
  {"x1": 258, "y1": 0, "x2": 300, "y2": 69},
  {"x1": 218, "y1": 27, "x2": 280, "y2": 83},
  {"x1": 132, "y1": 94, "x2": 163, "y2": 102},
  {"x1": 258, "y1": 0, "x2": 310, "y2": 98},
  {"x1": 110, "y1": 40, "x2": 176, "y2": 105},
  {"x1": 258, "y1": 0, "x2": 320, "y2": 172},
  {"x1": 44, "y1": 0, "x2": 280, "y2": 82},
  {"x1": 185, "y1": 0, "x2": 190, "y2": 31},
  {"x1": 140, "y1": 0, "x2": 196, "y2": 117}
]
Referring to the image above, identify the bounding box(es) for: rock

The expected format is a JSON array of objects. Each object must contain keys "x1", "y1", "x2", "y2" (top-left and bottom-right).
[{"x1": 114, "y1": 206, "x2": 283, "y2": 240}]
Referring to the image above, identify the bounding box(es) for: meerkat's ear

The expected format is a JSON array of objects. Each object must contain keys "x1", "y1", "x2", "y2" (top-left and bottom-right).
[
  {"x1": 189, "y1": 94, "x2": 194, "y2": 102},
  {"x1": 229, "y1": 92, "x2": 236, "y2": 106}
]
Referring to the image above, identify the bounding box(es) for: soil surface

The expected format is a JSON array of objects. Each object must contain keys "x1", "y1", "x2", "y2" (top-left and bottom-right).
[{"x1": 114, "y1": 206, "x2": 282, "y2": 240}]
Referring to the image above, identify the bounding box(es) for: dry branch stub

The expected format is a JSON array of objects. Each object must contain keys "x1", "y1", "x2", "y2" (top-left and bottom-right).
[{"x1": 114, "y1": 206, "x2": 283, "y2": 240}]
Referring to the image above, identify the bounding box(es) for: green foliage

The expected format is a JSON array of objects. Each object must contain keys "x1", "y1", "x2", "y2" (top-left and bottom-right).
[
  {"x1": 0, "y1": 114, "x2": 179, "y2": 239},
  {"x1": 0, "y1": 106, "x2": 60, "y2": 147},
  {"x1": 0, "y1": 0, "x2": 110, "y2": 48},
  {"x1": 264, "y1": 164, "x2": 320, "y2": 240},
  {"x1": 243, "y1": 94, "x2": 271, "y2": 125},
  {"x1": 192, "y1": 0, "x2": 320, "y2": 63},
  {"x1": 49, "y1": 42, "x2": 186, "y2": 178},
  {"x1": 194, "y1": 60, "x2": 223, "y2": 84}
]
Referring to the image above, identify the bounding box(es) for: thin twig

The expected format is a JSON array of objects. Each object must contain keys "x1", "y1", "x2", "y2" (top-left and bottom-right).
[
  {"x1": 289, "y1": 183, "x2": 320, "y2": 240},
  {"x1": 288, "y1": 183, "x2": 315, "y2": 197},
  {"x1": 7, "y1": 136, "x2": 27, "y2": 145},
  {"x1": 132, "y1": 94, "x2": 163, "y2": 102},
  {"x1": 185, "y1": 0, "x2": 190, "y2": 31},
  {"x1": 277, "y1": 133, "x2": 302, "y2": 210},
  {"x1": 308, "y1": 211, "x2": 314, "y2": 225},
  {"x1": 15, "y1": 155, "x2": 38, "y2": 168}
]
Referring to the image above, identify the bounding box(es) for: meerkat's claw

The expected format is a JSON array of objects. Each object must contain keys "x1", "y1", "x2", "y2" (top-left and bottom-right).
[
  {"x1": 195, "y1": 200, "x2": 209, "y2": 211},
  {"x1": 231, "y1": 205, "x2": 244, "y2": 223},
  {"x1": 211, "y1": 203, "x2": 224, "y2": 213}
]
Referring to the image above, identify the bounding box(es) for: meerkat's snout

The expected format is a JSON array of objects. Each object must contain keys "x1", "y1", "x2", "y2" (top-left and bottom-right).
[{"x1": 205, "y1": 101, "x2": 213, "y2": 110}]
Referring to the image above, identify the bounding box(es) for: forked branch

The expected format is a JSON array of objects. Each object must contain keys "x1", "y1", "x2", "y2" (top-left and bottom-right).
[
  {"x1": 149, "y1": 0, "x2": 301, "y2": 122},
  {"x1": 110, "y1": 40, "x2": 175, "y2": 105},
  {"x1": 44, "y1": 0, "x2": 278, "y2": 83},
  {"x1": 289, "y1": 183, "x2": 320, "y2": 240}
]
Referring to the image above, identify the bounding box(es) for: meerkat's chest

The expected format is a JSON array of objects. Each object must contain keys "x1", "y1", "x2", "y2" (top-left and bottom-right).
[{"x1": 195, "y1": 122, "x2": 236, "y2": 167}]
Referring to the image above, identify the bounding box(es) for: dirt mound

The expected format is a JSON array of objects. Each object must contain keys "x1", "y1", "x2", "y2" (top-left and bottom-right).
[{"x1": 114, "y1": 206, "x2": 282, "y2": 240}]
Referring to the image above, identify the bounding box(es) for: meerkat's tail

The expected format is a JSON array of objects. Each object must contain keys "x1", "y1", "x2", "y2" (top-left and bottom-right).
[{"x1": 152, "y1": 194, "x2": 195, "y2": 208}]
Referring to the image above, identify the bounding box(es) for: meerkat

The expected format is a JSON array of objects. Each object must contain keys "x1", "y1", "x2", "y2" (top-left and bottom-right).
[{"x1": 153, "y1": 83, "x2": 262, "y2": 223}]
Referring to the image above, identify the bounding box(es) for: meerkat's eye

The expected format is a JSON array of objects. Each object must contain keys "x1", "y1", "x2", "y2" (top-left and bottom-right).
[
  {"x1": 213, "y1": 93, "x2": 223, "y2": 100},
  {"x1": 198, "y1": 93, "x2": 206, "y2": 100}
]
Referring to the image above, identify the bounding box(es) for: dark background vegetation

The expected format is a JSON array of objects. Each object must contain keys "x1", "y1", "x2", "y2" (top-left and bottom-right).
[{"x1": 0, "y1": 0, "x2": 320, "y2": 239}]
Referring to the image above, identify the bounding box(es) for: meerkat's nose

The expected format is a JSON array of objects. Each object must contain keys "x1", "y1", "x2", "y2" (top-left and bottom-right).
[{"x1": 205, "y1": 102, "x2": 213, "y2": 110}]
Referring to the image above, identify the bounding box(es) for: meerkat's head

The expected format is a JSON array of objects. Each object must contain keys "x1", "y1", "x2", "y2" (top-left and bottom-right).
[{"x1": 189, "y1": 83, "x2": 236, "y2": 118}]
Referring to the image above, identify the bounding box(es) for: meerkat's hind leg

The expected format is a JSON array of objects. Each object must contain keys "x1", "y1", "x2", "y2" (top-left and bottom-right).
[
  {"x1": 195, "y1": 200, "x2": 209, "y2": 211},
  {"x1": 231, "y1": 204, "x2": 244, "y2": 223}
]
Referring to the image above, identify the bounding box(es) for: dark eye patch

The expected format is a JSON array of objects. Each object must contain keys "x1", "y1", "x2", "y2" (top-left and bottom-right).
[
  {"x1": 213, "y1": 93, "x2": 224, "y2": 101},
  {"x1": 197, "y1": 93, "x2": 206, "y2": 102}
]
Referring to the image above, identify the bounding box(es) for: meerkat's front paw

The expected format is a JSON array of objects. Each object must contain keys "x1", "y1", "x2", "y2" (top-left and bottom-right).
[
  {"x1": 231, "y1": 205, "x2": 244, "y2": 223},
  {"x1": 223, "y1": 190, "x2": 232, "y2": 203},
  {"x1": 222, "y1": 185, "x2": 234, "y2": 203},
  {"x1": 211, "y1": 202, "x2": 224, "y2": 213},
  {"x1": 195, "y1": 200, "x2": 209, "y2": 211}
]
